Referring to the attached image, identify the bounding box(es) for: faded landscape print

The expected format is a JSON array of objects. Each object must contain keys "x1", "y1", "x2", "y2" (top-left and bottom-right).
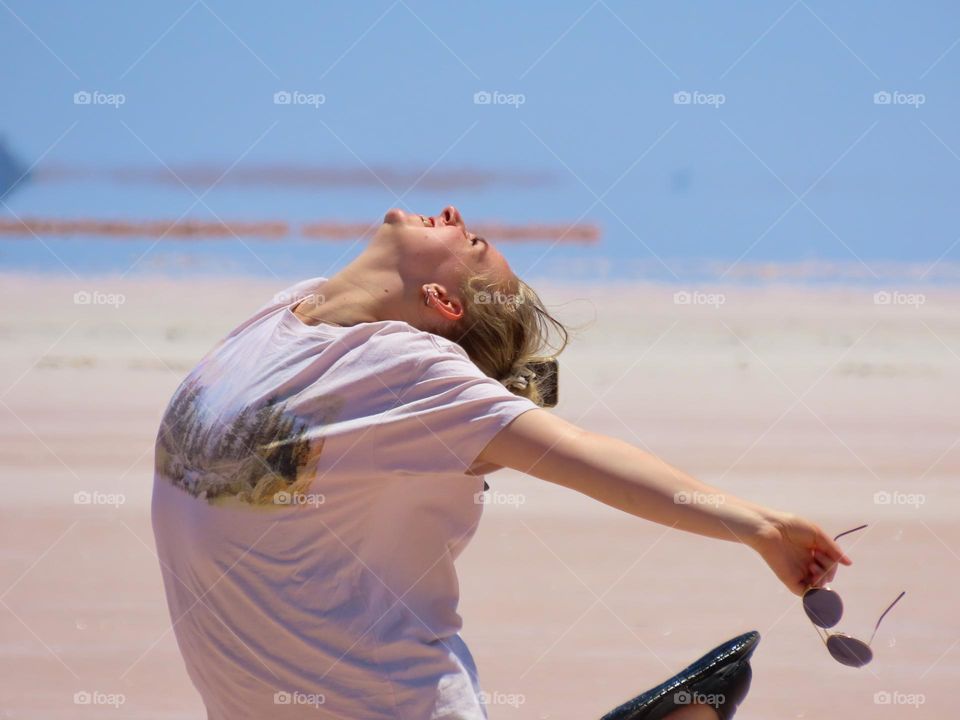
[{"x1": 155, "y1": 375, "x2": 343, "y2": 505}]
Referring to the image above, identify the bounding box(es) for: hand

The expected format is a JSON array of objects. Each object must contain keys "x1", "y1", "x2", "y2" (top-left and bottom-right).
[{"x1": 748, "y1": 511, "x2": 853, "y2": 596}]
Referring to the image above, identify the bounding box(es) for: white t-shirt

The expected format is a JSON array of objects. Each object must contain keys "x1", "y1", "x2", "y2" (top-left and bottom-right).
[{"x1": 151, "y1": 277, "x2": 541, "y2": 719}]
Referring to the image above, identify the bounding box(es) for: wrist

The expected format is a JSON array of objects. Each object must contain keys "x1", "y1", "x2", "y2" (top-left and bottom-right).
[{"x1": 743, "y1": 506, "x2": 789, "y2": 553}]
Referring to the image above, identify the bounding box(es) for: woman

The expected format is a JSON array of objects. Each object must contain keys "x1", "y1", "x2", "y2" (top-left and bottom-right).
[{"x1": 151, "y1": 205, "x2": 850, "y2": 719}]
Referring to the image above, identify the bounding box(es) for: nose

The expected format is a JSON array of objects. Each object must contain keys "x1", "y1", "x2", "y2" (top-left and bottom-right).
[{"x1": 440, "y1": 205, "x2": 465, "y2": 232}]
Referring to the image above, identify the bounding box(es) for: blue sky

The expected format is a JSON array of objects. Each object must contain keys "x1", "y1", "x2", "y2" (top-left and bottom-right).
[{"x1": 1, "y1": 1, "x2": 958, "y2": 280}]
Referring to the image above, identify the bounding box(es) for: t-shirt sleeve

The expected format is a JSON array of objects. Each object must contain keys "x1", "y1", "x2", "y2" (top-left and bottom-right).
[{"x1": 372, "y1": 333, "x2": 540, "y2": 477}]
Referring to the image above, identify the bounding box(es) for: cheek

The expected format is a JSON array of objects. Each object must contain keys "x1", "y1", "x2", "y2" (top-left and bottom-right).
[
  {"x1": 396, "y1": 226, "x2": 435, "y2": 256},
  {"x1": 398, "y1": 227, "x2": 470, "y2": 272},
  {"x1": 420, "y1": 229, "x2": 467, "y2": 261}
]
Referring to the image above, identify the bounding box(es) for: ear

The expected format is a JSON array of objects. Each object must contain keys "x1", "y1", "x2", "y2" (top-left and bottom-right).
[{"x1": 423, "y1": 284, "x2": 464, "y2": 322}]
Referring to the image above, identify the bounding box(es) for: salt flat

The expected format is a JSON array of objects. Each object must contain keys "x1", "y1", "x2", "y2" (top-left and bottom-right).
[{"x1": 1, "y1": 274, "x2": 956, "y2": 718}]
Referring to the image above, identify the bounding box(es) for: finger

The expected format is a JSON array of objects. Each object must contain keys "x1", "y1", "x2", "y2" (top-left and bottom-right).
[
  {"x1": 808, "y1": 558, "x2": 834, "y2": 586},
  {"x1": 807, "y1": 561, "x2": 825, "y2": 586},
  {"x1": 791, "y1": 577, "x2": 806, "y2": 596},
  {"x1": 808, "y1": 548, "x2": 838, "y2": 580},
  {"x1": 813, "y1": 549, "x2": 839, "y2": 575},
  {"x1": 818, "y1": 529, "x2": 853, "y2": 566},
  {"x1": 782, "y1": 564, "x2": 808, "y2": 596},
  {"x1": 807, "y1": 563, "x2": 828, "y2": 586}
]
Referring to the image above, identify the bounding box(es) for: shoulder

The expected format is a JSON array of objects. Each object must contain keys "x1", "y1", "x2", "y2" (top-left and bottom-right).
[
  {"x1": 367, "y1": 325, "x2": 483, "y2": 374},
  {"x1": 354, "y1": 324, "x2": 476, "y2": 377}
]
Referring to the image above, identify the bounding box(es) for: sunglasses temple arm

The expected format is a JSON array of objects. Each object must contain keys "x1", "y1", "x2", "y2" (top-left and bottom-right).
[
  {"x1": 868, "y1": 591, "x2": 906, "y2": 646},
  {"x1": 833, "y1": 524, "x2": 869, "y2": 542}
]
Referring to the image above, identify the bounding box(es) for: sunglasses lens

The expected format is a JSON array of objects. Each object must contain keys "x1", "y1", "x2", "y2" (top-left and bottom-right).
[
  {"x1": 803, "y1": 588, "x2": 843, "y2": 628},
  {"x1": 826, "y1": 635, "x2": 873, "y2": 667}
]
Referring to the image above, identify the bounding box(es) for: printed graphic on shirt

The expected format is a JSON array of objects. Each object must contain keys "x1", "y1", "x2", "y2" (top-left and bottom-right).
[{"x1": 156, "y1": 376, "x2": 343, "y2": 505}]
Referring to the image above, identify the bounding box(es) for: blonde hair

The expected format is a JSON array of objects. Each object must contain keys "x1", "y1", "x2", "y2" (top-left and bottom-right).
[{"x1": 444, "y1": 271, "x2": 569, "y2": 405}]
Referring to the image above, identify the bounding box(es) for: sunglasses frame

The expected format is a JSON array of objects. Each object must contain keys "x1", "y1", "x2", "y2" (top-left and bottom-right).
[{"x1": 801, "y1": 524, "x2": 906, "y2": 667}]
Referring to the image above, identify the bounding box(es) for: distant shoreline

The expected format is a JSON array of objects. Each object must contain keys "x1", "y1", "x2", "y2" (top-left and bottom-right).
[{"x1": 3, "y1": 257, "x2": 960, "y2": 286}]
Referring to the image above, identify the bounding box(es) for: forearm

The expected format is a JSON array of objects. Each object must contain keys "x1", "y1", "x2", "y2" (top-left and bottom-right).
[
  {"x1": 547, "y1": 430, "x2": 777, "y2": 547},
  {"x1": 483, "y1": 410, "x2": 848, "y2": 595}
]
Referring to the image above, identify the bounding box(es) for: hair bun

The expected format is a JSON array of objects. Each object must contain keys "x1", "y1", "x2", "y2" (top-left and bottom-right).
[{"x1": 501, "y1": 364, "x2": 537, "y2": 391}]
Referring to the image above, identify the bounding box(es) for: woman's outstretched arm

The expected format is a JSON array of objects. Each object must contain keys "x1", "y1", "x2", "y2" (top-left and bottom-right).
[{"x1": 476, "y1": 408, "x2": 852, "y2": 595}]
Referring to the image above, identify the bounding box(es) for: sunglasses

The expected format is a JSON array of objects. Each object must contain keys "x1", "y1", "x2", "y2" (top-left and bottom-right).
[{"x1": 802, "y1": 524, "x2": 906, "y2": 667}]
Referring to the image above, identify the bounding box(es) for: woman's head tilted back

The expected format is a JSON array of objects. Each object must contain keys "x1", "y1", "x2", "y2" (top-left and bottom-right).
[{"x1": 375, "y1": 205, "x2": 569, "y2": 404}]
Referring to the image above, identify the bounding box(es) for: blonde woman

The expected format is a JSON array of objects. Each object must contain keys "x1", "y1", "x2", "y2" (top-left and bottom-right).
[{"x1": 151, "y1": 205, "x2": 850, "y2": 719}]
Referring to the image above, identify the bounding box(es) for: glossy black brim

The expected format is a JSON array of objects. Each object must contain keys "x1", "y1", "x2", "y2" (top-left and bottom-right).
[{"x1": 599, "y1": 631, "x2": 760, "y2": 719}]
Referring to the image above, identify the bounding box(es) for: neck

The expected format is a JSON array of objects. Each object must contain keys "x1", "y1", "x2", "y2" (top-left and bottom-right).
[{"x1": 297, "y1": 245, "x2": 415, "y2": 327}]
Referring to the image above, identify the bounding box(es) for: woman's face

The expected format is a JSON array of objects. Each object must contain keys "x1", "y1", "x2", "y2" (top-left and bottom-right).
[{"x1": 382, "y1": 205, "x2": 512, "y2": 289}]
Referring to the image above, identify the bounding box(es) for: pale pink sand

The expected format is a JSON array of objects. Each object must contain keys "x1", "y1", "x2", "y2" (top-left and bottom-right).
[{"x1": 1, "y1": 273, "x2": 957, "y2": 718}]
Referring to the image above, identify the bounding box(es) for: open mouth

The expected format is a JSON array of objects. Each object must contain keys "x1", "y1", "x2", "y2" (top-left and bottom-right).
[{"x1": 418, "y1": 214, "x2": 435, "y2": 227}]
